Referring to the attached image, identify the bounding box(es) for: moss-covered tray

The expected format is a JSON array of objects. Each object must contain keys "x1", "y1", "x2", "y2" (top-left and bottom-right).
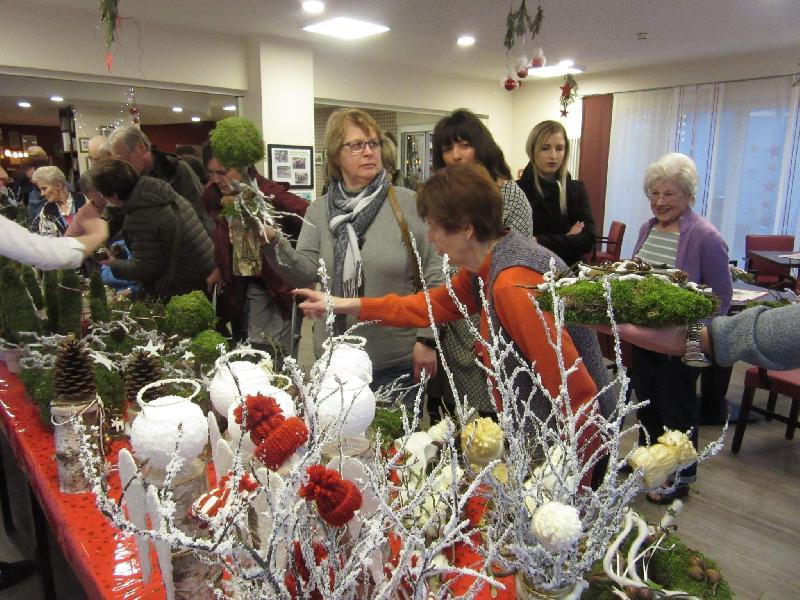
[{"x1": 534, "y1": 260, "x2": 718, "y2": 326}]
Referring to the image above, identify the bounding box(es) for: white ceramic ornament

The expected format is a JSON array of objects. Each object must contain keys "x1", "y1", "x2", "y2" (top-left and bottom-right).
[
  {"x1": 317, "y1": 375, "x2": 376, "y2": 438},
  {"x1": 395, "y1": 431, "x2": 438, "y2": 477},
  {"x1": 209, "y1": 360, "x2": 271, "y2": 416},
  {"x1": 320, "y1": 335, "x2": 373, "y2": 383},
  {"x1": 130, "y1": 379, "x2": 208, "y2": 471}
]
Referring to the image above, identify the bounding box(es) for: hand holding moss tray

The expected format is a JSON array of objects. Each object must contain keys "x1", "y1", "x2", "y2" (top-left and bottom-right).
[{"x1": 535, "y1": 259, "x2": 718, "y2": 326}]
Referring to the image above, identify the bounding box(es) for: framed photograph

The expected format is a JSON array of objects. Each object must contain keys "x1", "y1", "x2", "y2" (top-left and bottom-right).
[
  {"x1": 79, "y1": 137, "x2": 91, "y2": 152},
  {"x1": 267, "y1": 144, "x2": 314, "y2": 189},
  {"x1": 8, "y1": 131, "x2": 20, "y2": 148},
  {"x1": 314, "y1": 150, "x2": 326, "y2": 166},
  {"x1": 21, "y1": 134, "x2": 38, "y2": 150}
]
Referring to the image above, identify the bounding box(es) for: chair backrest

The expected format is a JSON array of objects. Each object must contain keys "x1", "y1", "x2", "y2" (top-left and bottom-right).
[
  {"x1": 745, "y1": 234, "x2": 795, "y2": 279},
  {"x1": 605, "y1": 221, "x2": 626, "y2": 261}
]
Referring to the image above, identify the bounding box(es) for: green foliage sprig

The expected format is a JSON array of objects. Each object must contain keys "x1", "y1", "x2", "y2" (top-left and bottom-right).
[
  {"x1": 188, "y1": 329, "x2": 228, "y2": 369},
  {"x1": 57, "y1": 269, "x2": 83, "y2": 336},
  {"x1": 504, "y1": 0, "x2": 544, "y2": 50},
  {"x1": 21, "y1": 265, "x2": 44, "y2": 309},
  {"x1": 0, "y1": 263, "x2": 42, "y2": 336},
  {"x1": 210, "y1": 117, "x2": 265, "y2": 170}
]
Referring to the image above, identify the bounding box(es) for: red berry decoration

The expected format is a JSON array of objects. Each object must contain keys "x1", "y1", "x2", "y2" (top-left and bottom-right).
[
  {"x1": 503, "y1": 78, "x2": 518, "y2": 91},
  {"x1": 129, "y1": 106, "x2": 139, "y2": 115}
]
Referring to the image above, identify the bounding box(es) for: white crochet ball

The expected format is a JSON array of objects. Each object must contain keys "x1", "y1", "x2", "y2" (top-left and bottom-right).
[
  {"x1": 130, "y1": 396, "x2": 209, "y2": 471},
  {"x1": 210, "y1": 361, "x2": 290, "y2": 416},
  {"x1": 531, "y1": 500, "x2": 583, "y2": 552},
  {"x1": 317, "y1": 376, "x2": 375, "y2": 437},
  {"x1": 323, "y1": 344, "x2": 373, "y2": 384}
]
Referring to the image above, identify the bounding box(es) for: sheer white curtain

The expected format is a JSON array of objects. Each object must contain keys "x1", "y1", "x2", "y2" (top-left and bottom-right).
[
  {"x1": 605, "y1": 76, "x2": 800, "y2": 262},
  {"x1": 604, "y1": 88, "x2": 679, "y2": 258}
]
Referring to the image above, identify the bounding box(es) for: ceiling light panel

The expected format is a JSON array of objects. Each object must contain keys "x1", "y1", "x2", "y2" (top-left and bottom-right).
[
  {"x1": 457, "y1": 35, "x2": 475, "y2": 47},
  {"x1": 302, "y1": 0, "x2": 325, "y2": 14},
  {"x1": 303, "y1": 17, "x2": 389, "y2": 40}
]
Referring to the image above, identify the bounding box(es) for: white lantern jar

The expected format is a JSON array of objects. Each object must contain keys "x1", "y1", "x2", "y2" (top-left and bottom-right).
[
  {"x1": 209, "y1": 348, "x2": 292, "y2": 417},
  {"x1": 316, "y1": 374, "x2": 376, "y2": 438},
  {"x1": 319, "y1": 335, "x2": 372, "y2": 384}
]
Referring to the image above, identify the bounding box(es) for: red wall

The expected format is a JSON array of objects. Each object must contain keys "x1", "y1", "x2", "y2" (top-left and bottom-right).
[{"x1": 141, "y1": 121, "x2": 215, "y2": 153}]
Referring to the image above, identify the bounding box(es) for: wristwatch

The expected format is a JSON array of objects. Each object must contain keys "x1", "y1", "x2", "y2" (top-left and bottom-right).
[{"x1": 681, "y1": 323, "x2": 711, "y2": 367}]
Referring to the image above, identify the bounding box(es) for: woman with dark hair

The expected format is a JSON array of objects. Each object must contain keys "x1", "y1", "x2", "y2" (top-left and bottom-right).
[
  {"x1": 429, "y1": 109, "x2": 533, "y2": 415},
  {"x1": 517, "y1": 120, "x2": 596, "y2": 266},
  {"x1": 90, "y1": 159, "x2": 214, "y2": 299}
]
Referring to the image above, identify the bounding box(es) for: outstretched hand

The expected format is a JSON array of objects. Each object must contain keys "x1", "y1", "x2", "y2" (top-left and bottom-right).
[
  {"x1": 589, "y1": 322, "x2": 688, "y2": 356},
  {"x1": 292, "y1": 288, "x2": 328, "y2": 319}
]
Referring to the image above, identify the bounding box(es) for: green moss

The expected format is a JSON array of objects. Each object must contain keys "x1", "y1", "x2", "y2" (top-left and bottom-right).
[
  {"x1": 164, "y1": 291, "x2": 216, "y2": 338},
  {"x1": 95, "y1": 365, "x2": 124, "y2": 415},
  {"x1": 57, "y1": 269, "x2": 83, "y2": 336},
  {"x1": 536, "y1": 277, "x2": 716, "y2": 326},
  {"x1": 745, "y1": 298, "x2": 790, "y2": 310},
  {"x1": 368, "y1": 408, "x2": 406, "y2": 446},
  {"x1": 210, "y1": 117, "x2": 265, "y2": 170},
  {"x1": 0, "y1": 264, "x2": 42, "y2": 335},
  {"x1": 21, "y1": 265, "x2": 44, "y2": 309},
  {"x1": 90, "y1": 298, "x2": 111, "y2": 324},
  {"x1": 43, "y1": 270, "x2": 60, "y2": 333},
  {"x1": 189, "y1": 329, "x2": 228, "y2": 368},
  {"x1": 20, "y1": 366, "x2": 56, "y2": 427},
  {"x1": 89, "y1": 270, "x2": 110, "y2": 322}
]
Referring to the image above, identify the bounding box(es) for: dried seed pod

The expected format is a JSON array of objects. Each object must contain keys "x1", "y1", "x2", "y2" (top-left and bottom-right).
[
  {"x1": 636, "y1": 587, "x2": 654, "y2": 600},
  {"x1": 624, "y1": 585, "x2": 639, "y2": 599},
  {"x1": 688, "y1": 565, "x2": 705, "y2": 581},
  {"x1": 688, "y1": 555, "x2": 705, "y2": 569},
  {"x1": 706, "y1": 568, "x2": 721, "y2": 583}
]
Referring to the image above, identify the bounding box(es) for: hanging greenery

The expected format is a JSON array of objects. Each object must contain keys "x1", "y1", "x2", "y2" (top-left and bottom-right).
[
  {"x1": 560, "y1": 73, "x2": 579, "y2": 117},
  {"x1": 503, "y1": 0, "x2": 544, "y2": 50},
  {"x1": 99, "y1": 0, "x2": 121, "y2": 71}
]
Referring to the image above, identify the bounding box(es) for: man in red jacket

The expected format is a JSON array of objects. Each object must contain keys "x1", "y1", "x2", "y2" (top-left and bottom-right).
[{"x1": 201, "y1": 141, "x2": 308, "y2": 350}]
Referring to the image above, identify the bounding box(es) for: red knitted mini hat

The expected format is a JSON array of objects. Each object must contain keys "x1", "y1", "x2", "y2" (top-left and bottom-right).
[
  {"x1": 255, "y1": 416, "x2": 309, "y2": 470},
  {"x1": 233, "y1": 393, "x2": 286, "y2": 445},
  {"x1": 285, "y1": 540, "x2": 329, "y2": 600},
  {"x1": 299, "y1": 465, "x2": 363, "y2": 527}
]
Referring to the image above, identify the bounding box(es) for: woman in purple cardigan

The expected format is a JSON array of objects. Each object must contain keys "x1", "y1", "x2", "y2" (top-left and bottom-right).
[{"x1": 631, "y1": 152, "x2": 732, "y2": 504}]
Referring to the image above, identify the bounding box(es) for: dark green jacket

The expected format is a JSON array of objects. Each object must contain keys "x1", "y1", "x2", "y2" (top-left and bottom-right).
[
  {"x1": 150, "y1": 147, "x2": 213, "y2": 234},
  {"x1": 110, "y1": 176, "x2": 214, "y2": 299}
]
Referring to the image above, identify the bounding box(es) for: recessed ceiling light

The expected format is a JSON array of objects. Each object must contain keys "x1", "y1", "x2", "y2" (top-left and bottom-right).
[
  {"x1": 457, "y1": 35, "x2": 475, "y2": 47},
  {"x1": 50, "y1": 95, "x2": 64, "y2": 102},
  {"x1": 303, "y1": 17, "x2": 389, "y2": 40},
  {"x1": 223, "y1": 104, "x2": 237, "y2": 112},
  {"x1": 527, "y1": 63, "x2": 583, "y2": 78},
  {"x1": 172, "y1": 106, "x2": 183, "y2": 113},
  {"x1": 191, "y1": 116, "x2": 201, "y2": 122},
  {"x1": 302, "y1": 0, "x2": 325, "y2": 14},
  {"x1": 18, "y1": 101, "x2": 31, "y2": 108}
]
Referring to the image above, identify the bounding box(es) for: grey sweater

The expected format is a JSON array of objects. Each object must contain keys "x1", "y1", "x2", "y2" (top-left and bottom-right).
[
  {"x1": 263, "y1": 185, "x2": 443, "y2": 371},
  {"x1": 712, "y1": 303, "x2": 800, "y2": 370}
]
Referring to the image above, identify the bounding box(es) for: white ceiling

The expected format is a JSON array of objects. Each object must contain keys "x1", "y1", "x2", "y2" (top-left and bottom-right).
[{"x1": 37, "y1": 0, "x2": 800, "y2": 81}]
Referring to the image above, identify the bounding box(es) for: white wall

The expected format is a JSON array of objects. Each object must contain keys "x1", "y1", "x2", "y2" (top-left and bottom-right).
[
  {"x1": 313, "y1": 54, "x2": 514, "y2": 161},
  {"x1": 508, "y1": 46, "x2": 800, "y2": 174},
  {"x1": 0, "y1": 2, "x2": 247, "y2": 92}
]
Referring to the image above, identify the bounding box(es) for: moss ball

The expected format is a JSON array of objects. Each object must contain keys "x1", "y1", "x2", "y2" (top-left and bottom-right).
[
  {"x1": 189, "y1": 329, "x2": 228, "y2": 368},
  {"x1": 210, "y1": 117, "x2": 265, "y2": 170},
  {"x1": 164, "y1": 291, "x2": 216, "y2": 338}
]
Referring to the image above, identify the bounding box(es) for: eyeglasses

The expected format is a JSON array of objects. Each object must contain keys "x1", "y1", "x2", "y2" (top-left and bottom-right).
[
  {"x1": 340, "y1": 139, "x2": 382, "y2": 154},
  {"x1": 647, "y1": 190, "x2": 682, "y2": 202}
]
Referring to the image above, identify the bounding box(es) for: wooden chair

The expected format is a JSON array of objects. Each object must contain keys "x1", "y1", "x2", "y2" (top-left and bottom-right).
[
  {"x1": 731, "y1": 367, "x2": 800, "y2": 453},
  {"x1": 745, "y1": 234, "x2": 795, "y2": 287},
  {"x1": 587, "y1": 221, "x2": 626, "y2": 265}
]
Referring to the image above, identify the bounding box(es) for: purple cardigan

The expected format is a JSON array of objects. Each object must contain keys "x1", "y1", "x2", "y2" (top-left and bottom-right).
[{"x1": 633, "y1": 209, "x2": 732, "y2": 315}]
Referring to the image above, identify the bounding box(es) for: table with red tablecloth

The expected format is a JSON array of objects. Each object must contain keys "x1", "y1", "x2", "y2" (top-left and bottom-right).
[{"x1": 0, "y1": 362, "x2": 165, "y2": 600}]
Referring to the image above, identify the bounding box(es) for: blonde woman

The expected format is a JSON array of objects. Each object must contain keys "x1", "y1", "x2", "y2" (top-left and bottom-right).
[{"x1": 517, "y1": 120, "x2": 596, "y2": 266}]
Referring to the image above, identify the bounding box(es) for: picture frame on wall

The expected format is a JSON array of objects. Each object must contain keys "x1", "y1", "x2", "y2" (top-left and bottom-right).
[
  {"x1": 267, "y1": 144, "x2": 314, "y2": 189},
  {"x1": 79, "y1": 137, "x2": 90, "y2": 152},
  {"x1": 21, "y1": 135, "x2": 38, "y2": 150}
]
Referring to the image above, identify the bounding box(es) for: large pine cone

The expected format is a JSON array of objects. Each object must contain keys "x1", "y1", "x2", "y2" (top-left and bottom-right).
[
  {"x1": 124, "y1": 350, "x2": 164, "y2": 403},
  {"x1": 54, "y1": 337, "x2": 97, "y2": 399}
]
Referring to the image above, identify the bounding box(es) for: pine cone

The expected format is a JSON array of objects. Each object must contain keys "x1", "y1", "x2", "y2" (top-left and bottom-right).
[
  {"x1": 54, "y1": 337, "x2": 97, "y2": 399},
  {"x1": 124, "y1": 350, "x2": 164, "y2": 403}
]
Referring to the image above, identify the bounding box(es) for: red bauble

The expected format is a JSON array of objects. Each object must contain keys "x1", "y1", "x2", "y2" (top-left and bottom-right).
[
  {"x1": 503, "y1": 78, "x2": 518, "y2": 91},
  {"x1": 132, "y1": 117, "x2": 140, "y2": 124},
  {"x1": 129, "y1": 106, "x2": 139, "y2": 115},
  {"x1": 516, "y1": 66, "x2": 529, "y2": 79},
  {"x1": 531, "y1": 48, "x2": 547, "y2": 68}
]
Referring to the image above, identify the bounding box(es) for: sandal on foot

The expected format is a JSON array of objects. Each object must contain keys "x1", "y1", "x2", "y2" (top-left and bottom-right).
[{"x1": 646, "y1": 483, "x2": 689, "y2": 505}]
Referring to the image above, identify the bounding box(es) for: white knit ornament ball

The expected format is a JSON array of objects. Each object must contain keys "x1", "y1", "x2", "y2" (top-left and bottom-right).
[
  {"x1": 131, "y1": 396, "x2": 209, "y2": 471},
  {"x1": 324, "y1": 344, "x2": 373, "y2": 384},
  {"x1": 210, "y1": 361, "x2": 281, "y2": 416},
  {"x1": 317, "y1": 376, "x2": 376, "y2": 437},
  {"x1": 531, "y1": 500, "x2": 583, "y2": 552}
]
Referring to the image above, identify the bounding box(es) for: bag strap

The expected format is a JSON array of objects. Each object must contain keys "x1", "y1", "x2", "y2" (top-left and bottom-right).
[
  {"x1": 387, "y1": 185, "x2": 422, "y2": 292},
  {"x1": 156, "y1": 200, "x2": 183, "y2": 297}
]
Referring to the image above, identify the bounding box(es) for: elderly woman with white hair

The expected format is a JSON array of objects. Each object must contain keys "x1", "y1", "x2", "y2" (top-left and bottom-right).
[
  {"x1": 630, "y1": 152, "x2": 732, "y2": 504},
  {"x1": 30, "y1": 166, "x2": 85, "y2": 236}
]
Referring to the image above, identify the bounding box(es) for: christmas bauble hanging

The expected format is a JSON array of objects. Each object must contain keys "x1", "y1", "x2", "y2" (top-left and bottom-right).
[
  {"x1": 515, "y1": 55, "x2": 529, "y2": 79},
  {"x1": 503, "y1": 77, "x2": 519, "y2": 91},
  {"x1": 531, "y1": 47, "x2": 547, "y2": 68}
]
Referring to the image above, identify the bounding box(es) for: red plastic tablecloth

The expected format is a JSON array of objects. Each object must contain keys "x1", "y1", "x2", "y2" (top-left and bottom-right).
[{"x1": 0, "y1": 362, "x2": 165, "y2": 600}]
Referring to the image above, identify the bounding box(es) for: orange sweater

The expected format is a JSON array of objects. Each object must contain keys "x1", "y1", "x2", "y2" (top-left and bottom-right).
[{"x1": 359, "y1": 254, "x2": 598, "y2": 414}]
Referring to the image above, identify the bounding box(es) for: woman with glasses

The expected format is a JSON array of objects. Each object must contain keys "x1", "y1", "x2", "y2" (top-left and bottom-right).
[
  {"x1": 630, "y1": 152, "x2": 732, "y2": 504},
  {"x1": 261, "y1": 108, "x2": 443, "y2": 393},
  {"x1": 517, "y1": 120, "x2": 596, "y2": 266}
]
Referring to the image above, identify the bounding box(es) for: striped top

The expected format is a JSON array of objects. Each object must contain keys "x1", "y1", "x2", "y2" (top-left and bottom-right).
[{"x1": 637, "y1": 228, "x2": 680, "y2": 267}]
